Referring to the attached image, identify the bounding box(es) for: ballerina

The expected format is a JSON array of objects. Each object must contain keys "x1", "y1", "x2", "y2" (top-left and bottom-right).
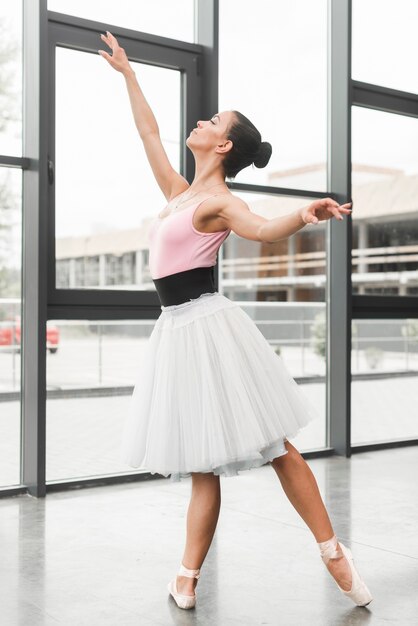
[{"x1": 99, "y1": 31, "x2": 372, "y2": 611}]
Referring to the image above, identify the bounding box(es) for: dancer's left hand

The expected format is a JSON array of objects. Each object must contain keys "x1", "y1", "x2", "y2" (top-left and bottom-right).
[{"x1": 300, "y1": 198, "x2": 352, "y2": 225}]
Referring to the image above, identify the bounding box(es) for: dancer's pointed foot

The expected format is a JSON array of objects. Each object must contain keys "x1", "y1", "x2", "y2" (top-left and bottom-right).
[
  {"x1": 167, "y1": 563, "x2": 201, "y2": 610},
  {"x1": 318, "y1": 534, "x2": 373, "y2": 606}
]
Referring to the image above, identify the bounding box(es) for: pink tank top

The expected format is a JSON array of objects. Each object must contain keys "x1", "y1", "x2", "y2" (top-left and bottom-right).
[{"x1": 148, "y1": 194, "x2": 231, "y2": 280}]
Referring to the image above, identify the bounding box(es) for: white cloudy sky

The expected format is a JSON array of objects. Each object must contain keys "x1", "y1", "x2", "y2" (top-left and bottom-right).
[{"x1": 1, "y1": 0, "x2": 417, "y2": 250}]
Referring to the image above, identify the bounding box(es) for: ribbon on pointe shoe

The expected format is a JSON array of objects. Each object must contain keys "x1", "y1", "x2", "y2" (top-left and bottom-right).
[
  {"x1": 178, "y1": 563, "x2": 201, "y2": 579},
  {"x1": 317, "y1": 534, "x2": 344, "y2": 565}
]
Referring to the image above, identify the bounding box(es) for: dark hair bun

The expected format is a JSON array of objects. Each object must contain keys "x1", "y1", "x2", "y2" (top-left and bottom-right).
[{"x1": 253, "y1": 141, "x2": 272, "y2": 168}]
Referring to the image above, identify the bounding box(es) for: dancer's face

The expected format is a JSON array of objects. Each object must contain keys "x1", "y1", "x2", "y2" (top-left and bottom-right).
[{"x1": 186, "y1": 110, "x2": 235, "y2": 158}]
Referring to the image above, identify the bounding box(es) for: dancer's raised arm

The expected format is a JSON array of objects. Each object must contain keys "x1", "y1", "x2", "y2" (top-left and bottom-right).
[{"x1": 99, "y1": 31, "x2": 189, "y2": 201}]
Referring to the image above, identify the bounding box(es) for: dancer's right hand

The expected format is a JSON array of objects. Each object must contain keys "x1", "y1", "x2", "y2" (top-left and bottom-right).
[{"x1": 98, "y1": 31, "x2": 131, "y2": 74}]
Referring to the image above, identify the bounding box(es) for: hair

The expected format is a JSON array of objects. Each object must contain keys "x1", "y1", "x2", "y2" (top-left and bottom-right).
[{"x1": 221, "y1": 110, "x2": 272, "y2": 180}]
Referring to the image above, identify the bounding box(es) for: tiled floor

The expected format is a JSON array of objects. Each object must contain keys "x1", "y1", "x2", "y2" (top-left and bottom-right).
[{"x1": 1, "y1": 446, "x2": 417, "y2": 625}]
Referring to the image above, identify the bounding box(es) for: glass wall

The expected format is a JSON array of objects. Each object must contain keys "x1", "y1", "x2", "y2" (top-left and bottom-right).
[
  {"x1": 0, "y1": 170, "x2": 22, "y2": 488},
  {"x1": 0, "y1": 1, "x2": 22, "y2": 156},
  {"x1": 351, "y1": 0, "x2": 418, "y2": 449},
  {"x1": 0, "y1": 1, "x2": 22, "y2": 488},
  {"x1": 351, "y1": 318, "x2": 418, "y2": 444},
  {"x1": 219, "y1": 0, "x2": 328, "y2": 451},
  {"x1": 55, "y1": 49, "x2": 180, "y2": 290},
  {"x1": 352, "y1": 0, "x2": 418, "y2": 94},
  {"x1": 219, "y1": 0, "x2": 328, "y2": 191},
  {"x1": 220, "y1": 191, "x2": 327, "y2": 451},
  {"x1": 48, "y1": 0, "x2": 195, "y2": 43},
  {"x1": 6, "y1": 0, "x2": 416, "y2": 496},
  {"x1": 46, "y1": 318, "x2": 157, "y2": 481},
  {"x1": 351, "y1": 107, "x2": 418, "y2": 296}
]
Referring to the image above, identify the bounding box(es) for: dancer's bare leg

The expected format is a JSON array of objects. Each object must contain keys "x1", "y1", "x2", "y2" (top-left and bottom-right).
[
  {"x1": 176, "y1": 472, "x2": 221, "y2": 596},
  {"x1": 270, "y1": 439, "x2": 352, "y2": 591}
]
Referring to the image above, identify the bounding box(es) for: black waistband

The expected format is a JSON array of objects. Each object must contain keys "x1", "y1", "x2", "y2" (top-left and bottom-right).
[{"x1": 152, "y1": 266, "x2": 216, "y2": 306}]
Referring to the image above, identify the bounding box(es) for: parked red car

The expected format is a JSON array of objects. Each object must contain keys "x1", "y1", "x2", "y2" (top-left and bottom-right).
[{"x1": 0, "y1": 315, "x2": 60, "y2": 354}]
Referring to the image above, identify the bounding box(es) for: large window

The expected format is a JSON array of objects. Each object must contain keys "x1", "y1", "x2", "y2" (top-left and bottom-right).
[
  {"x1": 351, "y1": 318, "x2": 418, "y2": 444},
  {"x1": 219, "y1": 0, "x2": 328, "y2": 191},
  {"x1": 219, "y1": 1, "x2": 328, "y2": 451},
  {"x1": 0, "y1": 1, "x2": 22, "y2": 157},
  {"x1": 352, "y1": 0, "x2": 418, "y2": 94},
  {"x1": 5, "y1": 0, "x2": 415, "y2": 499},
  {"x1": 48, "y1": 0, "x2": 195, "y2": 43},
  {"x1": 351, "y1": 0, "x2": 418, "y2": 452},
  {"x1": 0, "y1": 170, "x2": 22, "y2": 488},
  {"x1": 220, "y1": 191, "x2": 327, "y2": 451},
  {"x1": 55, "y1": 49, "x2": 180, "y2": 290},
  {"x1": 0, "y1": 1, "x2": 22, "y2": 489},
  {"x1": 351, "y1": 107, "x2": 418, "y2": 296},
  {"x1": 46, "y1": 319, "x2": 158, "y2": 481}
]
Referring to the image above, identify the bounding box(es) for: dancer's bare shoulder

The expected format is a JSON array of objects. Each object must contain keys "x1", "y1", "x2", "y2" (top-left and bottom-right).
[
  {"x1": 202, "y1": 193, "x2": 269, "y2": 241},
  {"x1": 194, "y1": 192, "x2": 252, "y2": 234}
]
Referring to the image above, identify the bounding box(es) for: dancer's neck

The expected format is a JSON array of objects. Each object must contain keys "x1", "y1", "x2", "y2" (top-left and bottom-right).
[{"x1": 191, "y1": 161, "x2": 226, "y2": 191}]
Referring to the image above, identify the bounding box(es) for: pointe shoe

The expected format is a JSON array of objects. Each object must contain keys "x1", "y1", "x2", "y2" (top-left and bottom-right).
[
  {"x1": 167, "y1": 562, "x2": 201, "y2": 609},
  {"x1": 318, "y1": 534, "x2": 373, "y2": 607}
]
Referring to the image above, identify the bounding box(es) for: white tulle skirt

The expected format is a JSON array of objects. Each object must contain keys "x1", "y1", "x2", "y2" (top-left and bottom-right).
[{"x1": 120, "y1": 291, "x2": 320, "y2": 483}]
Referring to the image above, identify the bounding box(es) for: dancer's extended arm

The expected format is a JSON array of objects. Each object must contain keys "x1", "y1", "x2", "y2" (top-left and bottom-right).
[
  {"x1": 98, "y1": 31, "x2": 189, "y2": 201},
  {"x1": 215, "y1": 196, "x2": 352, "y2": 242}
]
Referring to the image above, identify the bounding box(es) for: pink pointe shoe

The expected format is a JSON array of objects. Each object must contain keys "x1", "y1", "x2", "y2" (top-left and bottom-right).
[
  {"x1": 167, "y1": 563, "x2": 201, "y2": 609},
  {"x1": 318, "y1": 534, "x2": 373, "y2": 606}
]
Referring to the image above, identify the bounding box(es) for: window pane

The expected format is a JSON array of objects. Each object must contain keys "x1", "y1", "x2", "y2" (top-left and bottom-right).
[
  {"x1": 48, "y1": 0, "x2": 195, "y2": 43},
  {"x1": 55, "y1": 48, "x2": 180, "y2": 290},
  {"x1": 0, "y1": 168, "x2": 22, "y2": 487},
  {"x1": 0, "y1": 1, "x2": 22, "y2": 157},
  {"x1": 220, "y1": 192, "x2": 327, "y2": 452},
  {"x1": 352, "y1": 0, "x2": 418, "y2": 94},
  {"x1": 46, "y1": 319, "x2": 157, "y2": 481},
  {"x1": 219, "y1": 0, "x2": 327, "y2": 191},
  {"x1": 351, "y1": 318, "x2": 418, "y2": 444},
  {"x1": 351, "y1": 107, "x2": 418, "y2": 296},
  {"x1": 221, "y1": 192, "x2": 326, "y2": 303}
]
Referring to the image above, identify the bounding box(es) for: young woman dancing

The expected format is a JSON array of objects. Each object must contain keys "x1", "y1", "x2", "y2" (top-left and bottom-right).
[{"x1": 99, "y1": 31, "x2": 372, "y2": 611}]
